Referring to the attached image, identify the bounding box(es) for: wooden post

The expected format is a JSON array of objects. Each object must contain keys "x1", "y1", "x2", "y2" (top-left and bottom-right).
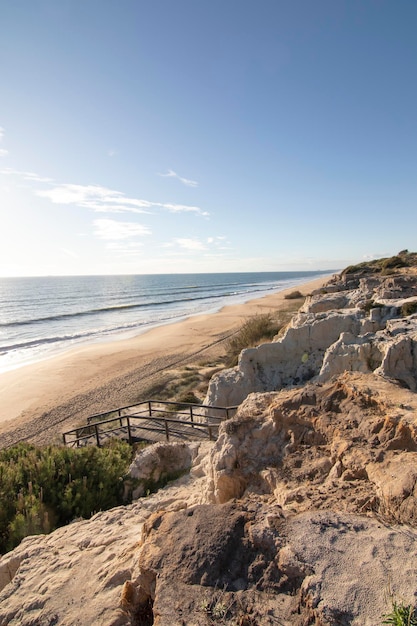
[
  {"x1": 164, "y1": 420, "x2": 170, "y2": 442},
  {"x1": 148, "y1": 401, "x2": 152, "y2": 417},
  {"x1": 127, "y1": 417, "x2": 132, "y2": 445},
  {"x1": 208, "y1": 426, "x2": 213, "y2": 441},
  {"x1": 190, "y1": 405, "x2": 195, "y2": 428},
  {"x1": 95, "y1": 424, "x2": 101, "y2": 447}
]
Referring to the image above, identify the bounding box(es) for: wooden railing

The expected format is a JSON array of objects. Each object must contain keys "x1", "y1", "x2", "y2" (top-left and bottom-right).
[{"x1": 62, "y1": 400, "x2": 238, "y2": 448}]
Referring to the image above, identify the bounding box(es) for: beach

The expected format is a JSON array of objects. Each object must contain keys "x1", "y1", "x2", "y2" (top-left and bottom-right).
[{"x1": 0, "y1": 275, "x2": 329, "y2": 448}]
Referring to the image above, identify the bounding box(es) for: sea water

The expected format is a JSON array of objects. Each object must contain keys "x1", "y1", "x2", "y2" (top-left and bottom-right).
[{"x1": 0, "y1": 271, "x2": 330, "y2": 373}]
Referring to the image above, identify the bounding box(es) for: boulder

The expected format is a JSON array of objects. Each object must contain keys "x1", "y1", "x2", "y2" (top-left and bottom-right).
[{"x1": 128, "y1": 442, "x2": 193, "y2": 499}]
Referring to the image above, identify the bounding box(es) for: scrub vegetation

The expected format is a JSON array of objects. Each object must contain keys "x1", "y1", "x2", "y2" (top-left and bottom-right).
[{"x1": 0, "y1": 439, "x2": 134, "y2": 554}]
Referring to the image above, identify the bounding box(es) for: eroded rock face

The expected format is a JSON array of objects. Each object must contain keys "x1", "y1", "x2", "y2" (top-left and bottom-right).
[
  {"x1": 205, "y1": 372, "x2": 417, "y2": 526},
  {"x1": 1, "y1": 374, "x2": 417, "y2": 625},
  {"x1": 121, "y1": 502, "x2": 417, "y2": 626},
  {"x1": 205, "y1": 268, "x2": 417, "y2": 407}
]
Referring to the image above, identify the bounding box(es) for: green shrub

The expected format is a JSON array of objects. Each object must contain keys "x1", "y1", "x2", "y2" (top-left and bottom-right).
[
  {"x1": 382, "y1": 256, "x2": 408, "y2": 270},
  {"x1": 0, "y1": 440, "x2": 133, "y2": 554},
  {"x1": 383, "y1": 601, "x2": 417, "y2": 625}
]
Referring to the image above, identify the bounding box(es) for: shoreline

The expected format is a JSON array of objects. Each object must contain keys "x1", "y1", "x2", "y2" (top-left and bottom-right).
[
  {"x1": 0, "y1": 275, "x2": 330, "y2": 447},
  {"x1": 0, "y1": 272, "x2": 330, "y2": 376}
]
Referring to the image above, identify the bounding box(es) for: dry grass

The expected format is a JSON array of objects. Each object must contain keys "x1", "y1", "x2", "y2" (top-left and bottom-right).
[
  {"x1": 284, "y1": 290, "x2": 303, "y2": 300},
  {"x1": 224, "y1": 314, "x2": 280, "y2": 367}
]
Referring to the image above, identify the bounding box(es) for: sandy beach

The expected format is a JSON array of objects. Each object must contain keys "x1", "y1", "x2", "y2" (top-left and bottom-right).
[{"x1": 0, "y1": 275, "x2": 330, "y2": 447}]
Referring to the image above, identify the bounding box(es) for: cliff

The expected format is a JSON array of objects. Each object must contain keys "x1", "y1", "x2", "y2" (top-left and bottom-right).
[{"x1": 1, "y1": 253, "x2": 417, "y2": 625}]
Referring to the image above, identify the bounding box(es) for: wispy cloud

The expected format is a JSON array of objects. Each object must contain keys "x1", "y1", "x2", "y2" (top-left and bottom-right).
[
  {"x1": 167, "y1": 235, "x2": 230, "y2": 253},
  {"x1": 0, "y1": 167, "x2": 53, "y2": 183},
  {"x1": 363, "y1": 252, "x2": 389, "y2": 261},
  {"x1": 158, "y1": 169, "x2": 198, "y2": 188},
  {"x1": 36, "y1": 182, "x2": 208, "y2": 216},
  {"x1": 163, "y1": 203, "x2": 209, "y2": 216},
  {"x1": 0, "y1": 127, "x2": 8, "y2": 157},
  {"x1": 1, "y1": 168, "x2": 209, "y2": 215},
  {"x1": 93, "y1": 219, "x2": 151, "y2": 240},
  {"x1": 174, "y1": 238, "x2": 207, "y2": 251},
  {"x1": 37, "y1": 184, "x2": 152, "y2": 214}
]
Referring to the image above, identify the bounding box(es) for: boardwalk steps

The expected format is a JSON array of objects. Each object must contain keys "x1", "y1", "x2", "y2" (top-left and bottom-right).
[{"x1": 62, "y1": 400, "x2": 238, "y2": 448}]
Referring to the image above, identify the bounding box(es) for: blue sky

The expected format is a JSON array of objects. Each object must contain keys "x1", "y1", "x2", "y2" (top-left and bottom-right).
[{"x1": 0, "y1": 0, "x2": 416, "y2": 276}]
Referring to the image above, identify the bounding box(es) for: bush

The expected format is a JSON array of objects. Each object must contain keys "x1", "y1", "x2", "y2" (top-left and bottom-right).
[
  {"x1": 225, "y1": 314, "x2": 279, "y2": 367},
  {"x1": 401, "y1": 301, "x2": 417, "y2": 317},
  {"x1": 360, "y1": 299, "x2": 384, "y2": 314},
  {"x1": 284, "y1": 290, "x2": 303, "y2": 300},
  {"x1": 382, "y1": 256, "x2": 408, "y2": 270},
  {"x1": 0, "y1": 440, "x2": 133, "y2": 554}
]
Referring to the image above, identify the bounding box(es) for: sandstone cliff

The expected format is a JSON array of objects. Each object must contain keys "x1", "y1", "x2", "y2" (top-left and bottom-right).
[
  {"x1": 1, "y1": 253, "x2": 417, "y2": 625},
  {"x1": 205, "y1": 254, "x2": 417, "y2": 406}
]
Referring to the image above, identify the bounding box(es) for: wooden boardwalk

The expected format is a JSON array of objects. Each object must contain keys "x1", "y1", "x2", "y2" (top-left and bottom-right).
[{"x1": 62, "y1": 400, "x2": 238, "y2": 447}]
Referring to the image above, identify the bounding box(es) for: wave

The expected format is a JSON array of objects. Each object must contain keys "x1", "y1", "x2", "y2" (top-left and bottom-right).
[
  {"x1": 0, "y1": 316, "x2": 169, "y2": 355},
  {"x1": 0, "y1": 286, "x2": 274, "y2": 329}
]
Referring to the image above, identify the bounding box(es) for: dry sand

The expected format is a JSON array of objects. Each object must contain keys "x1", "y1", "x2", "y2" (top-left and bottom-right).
[{"x1": 0, "y1": 276, "x2": 329, "y2": 447}]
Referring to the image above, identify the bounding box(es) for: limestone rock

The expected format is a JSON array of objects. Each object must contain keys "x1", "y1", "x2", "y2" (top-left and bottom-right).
[
  {"x1": 205, "y1": 373, "x2": 417, "y2": 523},
  {"x1": 205, "y1": 266, "x2": 417, "y2": 407},
  {"x1": 128, "y1": 442, "x2": 193, "y2": 499},
  {"x1": 118, "y1": 501, "x2": 417, "y2": 626}
]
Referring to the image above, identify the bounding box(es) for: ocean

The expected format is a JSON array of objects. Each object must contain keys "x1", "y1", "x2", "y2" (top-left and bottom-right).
[{"x1": 0, "y1": 271, "x2": 330, "y2": 373}]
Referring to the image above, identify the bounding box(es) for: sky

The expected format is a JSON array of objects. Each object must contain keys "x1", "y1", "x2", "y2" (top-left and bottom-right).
[{"x1": 0, "y1": 0, "x2": 416, "y2": 277}]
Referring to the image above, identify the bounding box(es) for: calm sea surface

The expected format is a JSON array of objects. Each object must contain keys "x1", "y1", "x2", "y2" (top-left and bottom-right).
[{"x1": 0, "y1": 272, "x2": 330, "y2": 373}]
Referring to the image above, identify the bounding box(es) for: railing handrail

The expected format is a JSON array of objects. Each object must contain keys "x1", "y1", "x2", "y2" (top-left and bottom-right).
[
  {"x1": 63, "y1": 400, "x2": 238, "y2": 447},
  {"x1": 86, "y1": 399, "x2": 237, "y2": 424}
]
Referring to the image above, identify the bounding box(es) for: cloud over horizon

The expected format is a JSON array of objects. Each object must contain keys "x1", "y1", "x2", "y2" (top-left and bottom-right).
[
  {"x1": 174, "y1": 238, "x2": 207, "y2": 251},
  {"x1": 93, "y1": 219, "x2": 152, "y2": 240}
]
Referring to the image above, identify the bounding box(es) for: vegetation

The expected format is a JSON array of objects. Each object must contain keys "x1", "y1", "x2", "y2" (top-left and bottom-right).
[
  {"x1": 139, "y1": 357, "x2": 228, "y2": 405},
  {"x1": 225, "y1": 314, "x2": 279, "y2": 367},
  {"x1": 360, "y1": 299, "x2": 385, "y2": 314},
  {"x1": 284, "y1": 289, "x2": 303, "y2": 300},
  {"x1": 382, "y1": 601, "x2": 417, "y2": 625},
  {"x1": 401, "y1": 301, "x2": 417, "y2": 317},
  {"x1": 342, "y1": 251, "x2": 417, "y2": 277},
  {"x1": 0, "y1": 440, "x2": 133, "y2": 554}
]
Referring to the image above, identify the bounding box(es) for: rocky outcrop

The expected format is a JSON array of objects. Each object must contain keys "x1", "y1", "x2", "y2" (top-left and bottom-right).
[
  {"x1": 205, "y1": 372, "x2": 417, "y2": 524},
  {"x1": 205, "y1": 268, "x2": 417, "y2": 407},
  {"x1": 2, "y1": 372, "x2": 417, "y2": 625},
  {"x1": 127, "y1": 504, "x2": 417, "y2": 626},
  {"x1": 1, "y1": 256, "x2": 417, "y2": 625},
  {"x1": 128, "y1": 442, "x2": 194, "y2": 498}
]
